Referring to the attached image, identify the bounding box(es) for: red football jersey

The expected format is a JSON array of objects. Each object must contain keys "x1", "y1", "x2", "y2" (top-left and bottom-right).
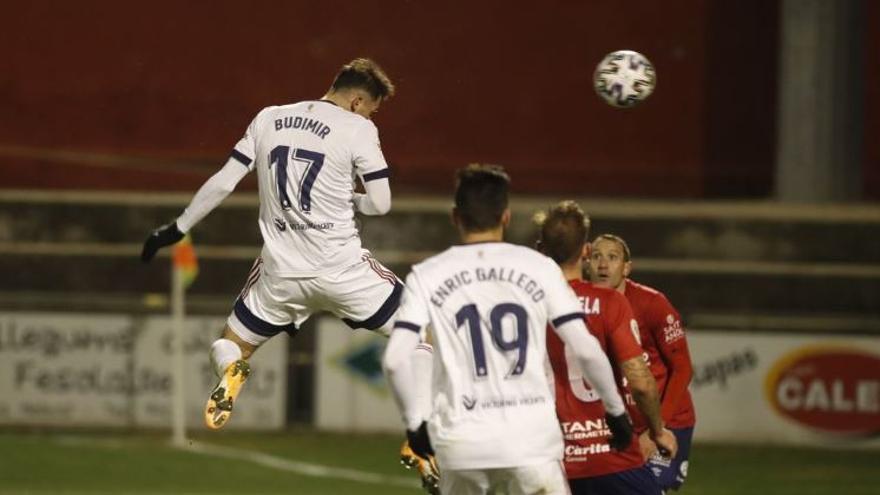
[
  {"x1": 623, "y1": 279, "x2": 696, "y2": 430},
  {"x1": 547, "y1": 279, "x2": 645, "y2": 479}
]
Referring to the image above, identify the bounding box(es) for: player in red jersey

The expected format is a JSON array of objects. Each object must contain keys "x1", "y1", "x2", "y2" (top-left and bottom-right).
[
  {"x1": 589, "y1": 234, "x2": 696, "y2": 492},
  {"x1": 536, "y1": 201, "x2": 676, "y2": 495}
]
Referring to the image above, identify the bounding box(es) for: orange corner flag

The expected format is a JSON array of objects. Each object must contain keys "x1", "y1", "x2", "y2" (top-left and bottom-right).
[{"x1": 172, "y1": 234, "x2": 199, "y2": 288}]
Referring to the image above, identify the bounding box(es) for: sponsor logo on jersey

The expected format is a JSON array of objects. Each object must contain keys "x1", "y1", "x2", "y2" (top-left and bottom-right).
[
  {"x1": 564, "y1": 443, "x2": 611, "y2": 457},
  {"x1": 765, "y1": 345, "x2": 880, "y2": 435},
  {"x1": 462, "y1": 394, "x2": 548, "y2": 412},
  {"x1": 561, "y1": 419, "x2": 611, "y2": 440},
  {"x1": 274, "y1": 220, "x2": 335, "y2": 232}
]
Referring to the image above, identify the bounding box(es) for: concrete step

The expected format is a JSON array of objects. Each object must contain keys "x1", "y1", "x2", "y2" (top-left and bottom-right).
[
  {"x1": 1, "y1": 192, "x2": 879, "y2": 263},
  {"x1": 2, "y1": 251, "x2": 877, "y2": 316}
]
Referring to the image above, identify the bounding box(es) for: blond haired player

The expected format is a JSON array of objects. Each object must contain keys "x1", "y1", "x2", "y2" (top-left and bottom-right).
[{"x1": 140, "y1": 62, "x2": 435, "y2": 474}]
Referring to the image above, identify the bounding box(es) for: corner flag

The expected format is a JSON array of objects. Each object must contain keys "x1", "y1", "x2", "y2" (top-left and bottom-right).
[
  {"x1": 170, "y1": 234, "x2": 197, "y2": 447},
  {"x1": 172, "y1": 234, "x2": 199, "y2": 288}
]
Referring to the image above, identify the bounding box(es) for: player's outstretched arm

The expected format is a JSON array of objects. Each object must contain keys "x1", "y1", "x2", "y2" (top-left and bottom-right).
[
  {"x1": 175, "y1": 158, "x2": 251, "y2": 232},
  {"x1": 140, "y1": 157, "x2": 249, "y2": 263},
  {"x1": 141, "y1": 222, "x2": 185, "y2": 262}
]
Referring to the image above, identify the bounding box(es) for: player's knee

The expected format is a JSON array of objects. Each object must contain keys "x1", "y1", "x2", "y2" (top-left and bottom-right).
[{"x1": 221, "y1": 325, "x2": 258, "y2": 359}]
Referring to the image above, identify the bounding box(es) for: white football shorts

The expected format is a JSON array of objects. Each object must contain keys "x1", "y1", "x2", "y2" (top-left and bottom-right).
[
  {"x1": 227, "y1": 250, "x2": 402, "y2": 345},
  {"x1": 440, "y1": 460, "x2": 570, "y2": 495}
]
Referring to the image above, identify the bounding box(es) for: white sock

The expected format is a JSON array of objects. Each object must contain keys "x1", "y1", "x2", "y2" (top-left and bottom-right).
[
  {"x1": 210, "y1": 339, "x2": 243, "y2": 378},
  {"x1": 412, "y1": 342, "x2": 434, "y2": 421}
]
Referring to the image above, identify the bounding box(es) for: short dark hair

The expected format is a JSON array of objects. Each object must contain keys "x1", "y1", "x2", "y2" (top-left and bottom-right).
[
  {"x1": 592, "y1": 233, "x2": 631, "y2": 261},
  {"x1": 454, "y1": 164, "x2": 510, "y2": 232},
  {"x1": 536, "y1": 201, "x2": 591, "y2": 264},
  {"x1": 330, "y1": 58, "x2": 395, "y2": 100}
]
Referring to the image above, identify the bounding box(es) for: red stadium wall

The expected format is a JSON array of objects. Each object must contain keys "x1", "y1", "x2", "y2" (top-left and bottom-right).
[{"x1": 2, "y1": 0, "x2": 859, "y2": 199}]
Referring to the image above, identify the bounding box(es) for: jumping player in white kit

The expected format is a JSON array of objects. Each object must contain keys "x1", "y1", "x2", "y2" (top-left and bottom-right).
[
  {"x1": 383, "y1": 164, "x2": 634, "y2": 495},
  {"x1": 140, "y1": 59, "x2": 434, "y2": 434}
]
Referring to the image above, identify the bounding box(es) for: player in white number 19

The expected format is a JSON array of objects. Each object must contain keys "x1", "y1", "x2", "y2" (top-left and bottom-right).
[
  {"x1": 140, "y1": 61, "x2": 436, "y2": 472},
  {"x1": 383, "y1": 164, "x2": 632, "y2": 495}
]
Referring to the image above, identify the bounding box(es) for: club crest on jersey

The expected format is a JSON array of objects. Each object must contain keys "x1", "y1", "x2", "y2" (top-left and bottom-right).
[
  {"x1": 662, "y1": 315, "x2": 684, "y2": 343},
  {"x1": 462, "y1": 395, "x2": 477, "y2": 410},
  {"x1": 273, "y1": 218, "x2": 287, "y2": 232}
]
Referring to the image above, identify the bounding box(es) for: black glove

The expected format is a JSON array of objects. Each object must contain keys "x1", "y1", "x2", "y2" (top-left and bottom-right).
[
  {"x1": 605, "y1": 412, "x2": 634, "y2": 451},
  {"x1": 406, "y1": 421, "x2": 434, "y2": 458},
  {"x1": 141, "y1": 222, "x2": 185, "y2": 262}
]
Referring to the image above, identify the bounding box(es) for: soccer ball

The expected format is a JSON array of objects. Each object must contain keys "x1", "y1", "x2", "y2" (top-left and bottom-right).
[{"x1": 593, "y1": 50, "x2": 656, "y2": 108}]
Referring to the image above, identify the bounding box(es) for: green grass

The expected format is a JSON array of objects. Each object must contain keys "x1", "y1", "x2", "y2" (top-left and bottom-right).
[
  {"x1": 0, "y1": 430, "x2": 877, "y2": 494},
  {"x1": 685, "y1": 443, "x2": 880, "y2": 495}
]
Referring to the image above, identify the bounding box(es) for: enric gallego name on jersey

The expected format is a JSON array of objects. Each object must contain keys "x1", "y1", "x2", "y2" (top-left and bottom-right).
[{"x1": 430, "y1": 267, "x2": 545, "y2": 308}]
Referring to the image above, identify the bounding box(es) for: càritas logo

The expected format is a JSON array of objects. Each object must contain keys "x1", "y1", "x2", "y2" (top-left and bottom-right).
[{"x1": 765, "y1": 345, "x2": 880, "y2": 435}]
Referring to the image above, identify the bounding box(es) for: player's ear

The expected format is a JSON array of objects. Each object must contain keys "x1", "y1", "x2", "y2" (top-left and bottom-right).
[
  {"x1": 580, "y1": 242, "x2": 591, "y2": 261},
  {"x1": 350, "y1": 94, "x2": 364, "y2": 113},
  {"x1": 623, "y1": 260, "x2": 633, "y2": 277},
  {"x1": 500, "y1": 208, "x2": 511, "y2": 228}
]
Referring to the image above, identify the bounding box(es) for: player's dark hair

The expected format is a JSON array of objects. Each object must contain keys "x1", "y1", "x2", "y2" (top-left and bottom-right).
[
  {"x1": 454, "y1": 164, "x2": 510, "y2": 232},
  {"x1": 536, "y1": 201, "x2": 591, "y2": 264},
  {"x1": 330, "y1": 58, "x2": 396, "y2": 100},
  {"x1": 593, "y1": 233, "x2": 631, "y2": 261}
]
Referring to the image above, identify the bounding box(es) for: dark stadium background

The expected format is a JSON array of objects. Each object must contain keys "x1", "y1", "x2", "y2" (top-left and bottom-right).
[{"x1": 1, "y1": 0, "x2": 878, "y2": 198}]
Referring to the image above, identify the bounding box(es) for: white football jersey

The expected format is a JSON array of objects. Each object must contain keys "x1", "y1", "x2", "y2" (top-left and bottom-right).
[
  {"x1": 231, "y1": 101, "x2": 389, "y2": 277},
  {"x1": 396, "y1": 242, "x2": 586, "y2": 470}
]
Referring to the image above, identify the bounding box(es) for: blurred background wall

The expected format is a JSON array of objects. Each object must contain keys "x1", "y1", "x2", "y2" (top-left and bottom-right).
[{"x1": 2, "y1": 0, "x2": 877, "y2": 198}]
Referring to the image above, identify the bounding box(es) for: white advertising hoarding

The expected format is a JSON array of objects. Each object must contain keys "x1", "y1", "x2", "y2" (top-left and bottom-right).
[
  {"x1": 315, "y1": 315, "x2": 880, "y2": 448},
  {"x1": 689, "y1": 331, "x2": 880, "y2": 448},
  {"x1": 0, "y1": 312, "x2": 287, "y2": 430},
  {"x1": 315, "y1": 317, "x2": 401, "y2": 432}
]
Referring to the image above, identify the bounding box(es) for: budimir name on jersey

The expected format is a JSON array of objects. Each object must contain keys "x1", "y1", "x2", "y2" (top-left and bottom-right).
[
  {"x1": 274, "y1": 116, "x2": 332, "y2": 139},
  {"x1": 429, "y1": 267, "x2": 545, "y2": 308}
]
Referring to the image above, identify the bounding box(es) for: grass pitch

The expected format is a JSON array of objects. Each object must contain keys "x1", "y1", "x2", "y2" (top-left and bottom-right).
[{"x1": 0, "y1": 429, "x2": 876, "y2": 494}]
